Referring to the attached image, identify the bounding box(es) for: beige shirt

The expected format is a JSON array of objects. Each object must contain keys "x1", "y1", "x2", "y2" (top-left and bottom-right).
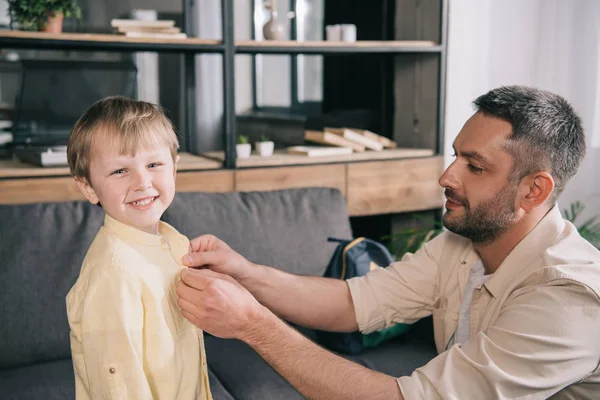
[
  {"x1": 66, "y1": 215, "x2": 212, "y2": 400},
  {"x1": 347, "y1": 206, "x2": 600, "y2": 399}
]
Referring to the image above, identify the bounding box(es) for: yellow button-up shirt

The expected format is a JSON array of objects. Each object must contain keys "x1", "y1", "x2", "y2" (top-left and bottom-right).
[
  {"x1": 348, "y1": 206, "x2": 600, "y2": 399},
  {"x1": 66, "y1": 215, "x2": 212, "y2": 400}
]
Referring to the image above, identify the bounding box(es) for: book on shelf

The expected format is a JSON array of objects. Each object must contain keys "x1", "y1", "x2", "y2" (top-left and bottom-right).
[
  {"x1": 117, "y1": 26, "x2": 181, "y2": 34},
  {"x1": 304, "y1": 130, "x2": 366, "y2": 152},
  {"x1": 124, "y1": 31, "x2": 187, "y2": 39},
  {"x1": 287, "y1": 145, "x2": 353, "y2": 157},
  {"x1": 111, "y1": 19, "x2": 175, "y2": 29},
  {"x1": 324, "y1": 127, "x2": 384, "y2": 151},
  {"x1": 355, "y1": 129, "x2": 397, "y2": 148}
]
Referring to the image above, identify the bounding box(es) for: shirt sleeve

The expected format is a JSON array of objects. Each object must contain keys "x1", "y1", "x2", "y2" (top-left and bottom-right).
[
  {"x1": 397, "y1": 282, "x2": 600, "y2": 399},
  {"x1": 346, "y1": 232, "x2": 447, "y2": 334},
  {"x1": 80, "y1": 266, "x2": 153, "y2": 400}
]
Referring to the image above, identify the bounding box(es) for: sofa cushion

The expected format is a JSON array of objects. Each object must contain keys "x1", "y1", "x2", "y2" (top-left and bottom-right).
[
  {"x1": 0, "y1": 202, "x2": 104, "y2": 369},
  {"x1": 0, "y1": 358, "x2": 75, "y2": 400},
  {"x1": 0, "y1": 357, "x2": 235, "y2": 400},
  {"x1": 204, "y1": 319, "x2": 437, "y2": 400},
  {"x1": 164, "y1": 188, "x2": 353, "y2": 277}
]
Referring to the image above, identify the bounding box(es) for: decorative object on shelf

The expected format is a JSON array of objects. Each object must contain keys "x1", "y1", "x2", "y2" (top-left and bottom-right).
[
  {"x1": 236, "y1": 135, "x2": 252, "y2": 159},
  {"x1": 7, "y1": 0, "x2": 81, "y2": 32},
  {"x1": 341, "y1": 24, "x2": 357, "y2": 42},
  {"x1": 262, "y1": 0, "x2": 286, "y2": 40},
  {"x1": 255, "y1": 135, "x2": 274, "y2": 157}
]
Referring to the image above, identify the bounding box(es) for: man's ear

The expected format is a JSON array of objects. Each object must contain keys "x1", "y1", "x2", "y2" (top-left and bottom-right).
[
  {"x1": 74, "y1": 177, "x2": 100, "y2": 205},
  {"x1": 519, "y1": 172, "x2": 554, "y2": 211}
]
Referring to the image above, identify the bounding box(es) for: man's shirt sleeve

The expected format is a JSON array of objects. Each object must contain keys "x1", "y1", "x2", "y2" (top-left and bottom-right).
[
  {"x1": 397, "y1": 282, "x2": 600, "y2": 399},
  {"x1": 346, "y1": 233, "x2": 446, "y2": 334},
  {"x1": 80, "y1": 266, "x2": 154, "y2": 399}
]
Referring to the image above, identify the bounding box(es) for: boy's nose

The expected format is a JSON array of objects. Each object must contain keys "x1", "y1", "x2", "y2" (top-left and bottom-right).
[{"x1": 133, "y1": 171, "x2": 152, "y2": 190}]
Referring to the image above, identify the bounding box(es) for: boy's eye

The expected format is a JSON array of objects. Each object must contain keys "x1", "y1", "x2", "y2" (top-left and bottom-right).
[
  {"x1": 148, "y1": 162, "x2": 163, "y2": 169},
  {"x1": 112, "y1": 169, "x2": 126, "y2": 175}
]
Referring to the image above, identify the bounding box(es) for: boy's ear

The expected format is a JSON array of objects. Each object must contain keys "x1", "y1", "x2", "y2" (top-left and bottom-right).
[
  {"x1": 174, "y1": 154, "x2": 180, "y2": 175},
  {"x1": 74, "y1": 177, "x2": 100, "y2": 205}
]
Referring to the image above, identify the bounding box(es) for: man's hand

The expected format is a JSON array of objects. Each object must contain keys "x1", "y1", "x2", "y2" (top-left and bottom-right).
[
  {"x1": 176, "y1": 268, "x2": 269, "y2": 340},
  {"x1": 182, "y1": 234, "x2": 251, "y2": 281}
]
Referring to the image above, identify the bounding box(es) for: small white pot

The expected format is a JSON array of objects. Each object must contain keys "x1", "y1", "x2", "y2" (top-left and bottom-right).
[
  {"x1": 255, "y1": 141, "x2": 274, "y2": 157},
  {"x1": 236, "y1": 143, "x2": 252, "y2": 159}
]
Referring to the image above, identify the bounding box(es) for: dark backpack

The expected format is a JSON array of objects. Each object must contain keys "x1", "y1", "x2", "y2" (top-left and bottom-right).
[{"x1": 315, "y1": 237, "x2": 411, "y2": 355}]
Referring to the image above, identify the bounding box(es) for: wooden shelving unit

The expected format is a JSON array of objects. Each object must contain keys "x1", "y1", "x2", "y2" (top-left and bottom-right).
[{"x1": 0, "y1": 0, "x2": 448, "y2": 219}]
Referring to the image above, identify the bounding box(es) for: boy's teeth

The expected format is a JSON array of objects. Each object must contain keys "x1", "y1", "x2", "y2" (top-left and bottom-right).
[{"x1": 132, "y1": 197, "x2": 155, "y2": 206}]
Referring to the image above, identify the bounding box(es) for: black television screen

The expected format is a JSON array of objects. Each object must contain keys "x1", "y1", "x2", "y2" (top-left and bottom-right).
[{"x1": 12, "y1": 59, "x2": 137, "y2": 146}]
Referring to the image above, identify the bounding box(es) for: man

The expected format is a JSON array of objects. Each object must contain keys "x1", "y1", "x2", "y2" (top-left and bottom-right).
[{"x1": 176, "y1": 86, "x2": 600, "y2": 399}]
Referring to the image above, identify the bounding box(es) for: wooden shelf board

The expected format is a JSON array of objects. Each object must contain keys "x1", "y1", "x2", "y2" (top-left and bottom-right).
[
  {"x1": 236, "y1": 40, "x2": 436, "y2": 47},
  {"x1": 0, "y1": 31, "x2": 223, "y2": 51},
  {"x1": 235, "y1": 40, "x2": 441, "y2": 54},
  {"x1": 0, "y1": 152, "x2": 222, "y2": 179},
  {"x1": 202, "y1": 148, "x2": 435, "y2": 168}
]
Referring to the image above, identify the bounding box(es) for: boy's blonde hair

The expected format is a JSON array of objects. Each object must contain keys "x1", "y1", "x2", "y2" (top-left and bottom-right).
[{"x1": 67, "y1": 96, "x2": 179, "y2": 183}]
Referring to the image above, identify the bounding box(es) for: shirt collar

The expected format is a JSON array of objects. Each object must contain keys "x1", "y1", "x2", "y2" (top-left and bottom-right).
[
  {"x1": 483, "y1": 205, "x2": 565, "y2": 298},
  {"x1": 103, "y1": 214, "x2": 180, "y2": 248}
]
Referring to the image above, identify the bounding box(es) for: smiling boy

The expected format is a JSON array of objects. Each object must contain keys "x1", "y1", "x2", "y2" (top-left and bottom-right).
[{"x1": 65, "y1": 96, "x2": 212, "y2": 399}]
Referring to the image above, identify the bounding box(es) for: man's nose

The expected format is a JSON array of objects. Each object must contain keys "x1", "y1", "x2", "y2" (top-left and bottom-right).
[{"x1": 438, "y1": 161, "x2": 458, "y2": 189}]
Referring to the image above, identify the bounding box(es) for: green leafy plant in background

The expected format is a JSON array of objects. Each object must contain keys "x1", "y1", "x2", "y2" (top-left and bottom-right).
[
  {"x1": 260, "y1": 134, "x2": 270, "y2": 142},
  {"x1": 8, "y1": 0, "x2": 82, "y2": 31},
  {"x1": 382, "y1": 214, "x2": 444, "y2": 260},
  {"x1": 563, "y1": 201, "x2": 600, "y2": 248},
  {"x1": 236, "y1": 134, "x2": 249, "y2": 145}
]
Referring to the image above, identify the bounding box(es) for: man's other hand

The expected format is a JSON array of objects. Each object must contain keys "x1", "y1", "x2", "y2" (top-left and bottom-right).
[
  {"x1": 182, "y1": 234, "x2": 251, "y2": 281},
  {"x1": 176, "y1": 268, "x2": 267, "y2": 340}
]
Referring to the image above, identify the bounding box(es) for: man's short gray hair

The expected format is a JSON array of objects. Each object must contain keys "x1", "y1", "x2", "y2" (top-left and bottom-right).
[{"x1": 473, "y1": 85, "x2": 586, "y2": 203}]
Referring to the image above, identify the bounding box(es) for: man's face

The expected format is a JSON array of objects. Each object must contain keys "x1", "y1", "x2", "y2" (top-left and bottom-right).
[{"x1": 439, "y1": 112, "x2": 519, "y2": 244}]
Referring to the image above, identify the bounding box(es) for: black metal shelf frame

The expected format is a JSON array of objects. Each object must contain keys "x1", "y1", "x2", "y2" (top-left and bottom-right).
[{"x1": 0, "y1": 0, "x2": 448, "y2": 169}]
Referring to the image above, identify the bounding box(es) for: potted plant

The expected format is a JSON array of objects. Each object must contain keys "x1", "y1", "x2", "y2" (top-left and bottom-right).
[
  {"x1": 236, "y1": 134, "x2": 252, "y2": 159},
  {"x1": 8, "y1": 0, "x2": 82, "y2": 33},
  {"x1": 255, "y1": 134, "x2": 274, "y2": 157}
]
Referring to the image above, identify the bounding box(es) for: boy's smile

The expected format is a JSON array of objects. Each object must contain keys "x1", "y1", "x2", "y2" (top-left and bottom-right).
[{"x1": 75, "y1": 134, "x2": 178, "y2": 235}]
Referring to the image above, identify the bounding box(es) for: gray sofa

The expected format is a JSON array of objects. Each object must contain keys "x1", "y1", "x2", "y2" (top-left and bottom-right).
[{"x1": 0, "y1": 188, "x2": 436, "y2": 399}]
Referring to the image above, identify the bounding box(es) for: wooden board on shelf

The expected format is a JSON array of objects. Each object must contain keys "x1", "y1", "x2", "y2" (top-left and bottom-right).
[
  {"x1": 0, "y1": 30, "x2": 220, "y2": 45},
  {"x1": 235, "y1": 164, "x2": 346, "y2": 195},
  {"x1": 176, "y1": 170, "x2": 234, "y2": 193},
  {"x1": 347, "y1": 157, "x2": 444, "y2": 216},
  {"x1": 202, "y1": 148, "x2": 434, "y2": 168},
  {"x1": 0, "y1": 152, "x2": 221, "y2": 179},
  {"x1": 236, "y1": 40, "x2": 437, "y2": 48},
  {"x1": 0, "y1": 176, "x2": 85, "y2": 204}
]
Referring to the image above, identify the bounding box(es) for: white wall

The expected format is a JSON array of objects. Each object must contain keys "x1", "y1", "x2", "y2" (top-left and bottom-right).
[{"x1": 445, "y1": 0, "x2": 600, "y2": 220}]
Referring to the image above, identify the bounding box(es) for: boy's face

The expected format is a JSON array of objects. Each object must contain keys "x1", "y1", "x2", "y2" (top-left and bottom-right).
[{"x1": 75, "y1": 135, "x2": 178, "y2": 235}]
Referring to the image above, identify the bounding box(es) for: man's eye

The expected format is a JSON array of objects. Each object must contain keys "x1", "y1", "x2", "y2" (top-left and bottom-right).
[{"x1": 467, "y1": 164, "x2": 483, "y2": 174}]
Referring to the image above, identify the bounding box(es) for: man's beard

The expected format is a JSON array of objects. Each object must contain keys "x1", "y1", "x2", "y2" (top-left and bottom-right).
[{"x1": 443, "y1": 183, "x2": 518, "y2": 244}]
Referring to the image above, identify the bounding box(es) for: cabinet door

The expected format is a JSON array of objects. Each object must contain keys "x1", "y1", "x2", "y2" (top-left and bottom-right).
[
  {"x1": 0, "y1": 177, "x2": 85, "y2": 204},
  {"x1": 235, "y1": 164, "x2": 346, "y2": 195},
  {"x1": 347, "y1": 157, "x2": 443, "y2": 216}
]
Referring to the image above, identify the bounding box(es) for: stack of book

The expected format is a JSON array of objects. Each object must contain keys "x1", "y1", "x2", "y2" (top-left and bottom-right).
[
  {"x1": 111, "y1": 19, "x2": 187, "y2": 39},
  {"x1": 291, "y1": 127, "x2": 397, "y2": 156}
]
